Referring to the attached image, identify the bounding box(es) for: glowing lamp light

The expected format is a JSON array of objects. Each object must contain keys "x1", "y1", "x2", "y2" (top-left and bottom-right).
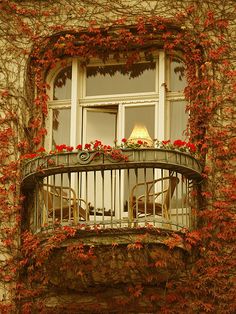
[{"x1": 128, "y1": 124, "x2": 153, "y2": 146}]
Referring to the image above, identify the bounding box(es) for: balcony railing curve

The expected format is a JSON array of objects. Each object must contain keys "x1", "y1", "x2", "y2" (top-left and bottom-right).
[
  {"x1": 21, "y1": 149, "x2": 202, "y2": 233},
  {"x1": 22, "y1": 148, "x2": 202, "y2": 187}
]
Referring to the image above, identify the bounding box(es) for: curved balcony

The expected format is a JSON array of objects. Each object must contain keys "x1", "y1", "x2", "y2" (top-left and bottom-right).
[{"x1": 21, "y1": 148, "x2": 202, "y2": 233}]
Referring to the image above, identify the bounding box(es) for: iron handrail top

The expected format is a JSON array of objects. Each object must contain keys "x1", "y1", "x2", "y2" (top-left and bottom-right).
[{"x1": 21, "y1": 148, "x2": 202, "y2": 187}]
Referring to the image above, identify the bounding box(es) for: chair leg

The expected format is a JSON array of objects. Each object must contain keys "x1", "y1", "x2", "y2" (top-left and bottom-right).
[
  {"x1": 128, "y1": 199, "x2": 135, "y2": 228},
  {"x1": 73, "y1": 206, "x2": 78, "y2": 224},
  {"x1": 163, "y1": 205, "x2": 172, "y2": 230},
  {"x1": 43, "y1": 207, "x2": 49, "y2": 226}
]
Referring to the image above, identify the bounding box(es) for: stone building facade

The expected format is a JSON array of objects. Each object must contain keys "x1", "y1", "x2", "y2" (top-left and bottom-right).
[{"x1": 0, "y1": 1, "x2": 235, "y2": 313}]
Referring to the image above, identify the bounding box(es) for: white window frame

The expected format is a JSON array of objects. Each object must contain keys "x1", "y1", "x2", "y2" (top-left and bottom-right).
[{"x1": 45, "y1": 51, "x2": 186, "y2": 150}]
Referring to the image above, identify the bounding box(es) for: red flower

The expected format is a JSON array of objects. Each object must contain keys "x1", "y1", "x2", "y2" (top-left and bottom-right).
[
  {"x1": 162, "y1": 140, "x2": 171, "y2": 145},
  {"x1": 122, "y1": 138, "x2": 127, "y2": 143},
  {"x1": 103, "y1": 145, "x2": 112, "y2": 151},
  {"x1": 36, "y1": 147, "x2": 46, "y2": 153},
  {"x1": 55, "y1": 144, "x2": 67, "y2": 152},
  {"x1": 137, "y1": 140, "x2": 143, "y2": 145},
  {"x1": 109, "y1": 149, "x2": 128, "y2": 161},
  {"x1": 76, "y1": 144, "x2": 82, "y2": 150},
  {"x1": 173, "y1": 140, "x2": 186, "y2": 147},
  {"x1": 66, "y1": 146, "x2": 74, "y2": 152},
  {"x1": 186, "y1": 142, "x2": 196, "y2": 152},
  {"x1": 93, "y1": 140, "x2": 102, "y2": 148},
  {"x1": 84, "y1": 143, "x2": 91, "y2": 150}
]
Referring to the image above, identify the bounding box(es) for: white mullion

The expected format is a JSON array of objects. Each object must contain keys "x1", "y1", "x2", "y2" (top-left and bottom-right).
[
  {"x1": 82, "y1": 108, "x2": 88, "y2": 145},
  {"x1": 45, "y1": 108, "x2": 53, "y2": 152},
  {"x1": 158, "y1": 51, "x2": 166, "y2": 141},
  {"x1": 70, "y1": 58, "x2": 79, "y2": 148},
  {"x1": 117, "y1": 103, "x2": 123, "y2": 143},
  {"x1": 118, "y1": 104, "x2": 125, "y2": 218},
  {"x1": 165, "y1": 100, "x2": 171, "y2": 140},
  {"x1": 155, "y1": 52, "x2": 166, "y2": 198},
  {"x1": 78, "y1": 62, "x2": 84, "y2": 144},
  {"x1": 70, "y1": 59, "x2": 79, "y2": 192},
  {"x1": 155, "y1": 60, "x2": 159, "y2": 141}
]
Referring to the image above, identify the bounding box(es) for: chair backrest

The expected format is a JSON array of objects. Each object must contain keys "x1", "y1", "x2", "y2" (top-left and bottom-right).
[
  {"x1": 130, "y1": 176, "x2": 180, "y2": 218},
  {"x1": 162, "y1": 176, "x2": 180, "y2": 211},
  {"x1": 42, "y1": 184, "x2": 75, "y2": 211},
  {"x1": 41, "y1": 184, "x2": 88, "y2": 222}
]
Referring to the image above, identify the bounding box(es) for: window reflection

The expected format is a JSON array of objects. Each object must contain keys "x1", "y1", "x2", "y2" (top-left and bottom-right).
[
  {"x1": 53, "y1": 66, "x2": 72, "y2": 100},
  {"x1": 169, "y1": 101, "x2": 188, "y2": 140},
  {"x1": 170, "y1": 60, "x2": 186, "y2": 92},
  {"x1": 86, "y1": 63, "x2": 156, "y2": 96},
  {"x1": 52, "y1": 108, "x2": 71, "y2": 147}
]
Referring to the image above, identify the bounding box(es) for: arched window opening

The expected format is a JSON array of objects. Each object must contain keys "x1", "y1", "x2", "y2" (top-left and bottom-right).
[{"x1": 46, "y1": 53, "x2": 187, "y2": 150}]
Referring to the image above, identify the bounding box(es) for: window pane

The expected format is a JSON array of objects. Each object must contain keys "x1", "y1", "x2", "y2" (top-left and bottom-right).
[
  {"x1": 52, "y1": 108, "x2": 71, "y2": 147},
  {"x1": 83, "y1": 109, "x2": 118, "y2": 213},
  {"x1": 125, "y1": 105, "x2": 155, "y2": 140},
  {"x1": 53, "y1": 66, "x2": 72, "y2": 100},
  {"x1": 86, "y1": 63, "x2": 156, "y2": 96},
  {"x1": 85, "y1": 110, "x2": 117, "y2": 145},
  {"x1": 170, "y1": 60, "x2": 186, "y2": 92},
  {"x1": 124, "y1": 105, "x2": 155, "y2": 206},
  {"x1": 170, "y1": 101, "x2": 188, "y2": 140}
]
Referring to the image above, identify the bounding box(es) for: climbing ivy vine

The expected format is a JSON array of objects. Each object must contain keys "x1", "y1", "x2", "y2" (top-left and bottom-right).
[{"x1": 0, "y1": 0, "x2": 235, "y2": 312}]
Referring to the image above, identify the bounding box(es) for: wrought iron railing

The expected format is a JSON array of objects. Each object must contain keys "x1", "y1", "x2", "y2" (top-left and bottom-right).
[{"x1": 21, "y1": 149, "x2": 202, "y2": 233}]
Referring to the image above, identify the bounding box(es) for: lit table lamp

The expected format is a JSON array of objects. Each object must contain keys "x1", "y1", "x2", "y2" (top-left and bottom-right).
[{"x1": 128, "y1": 124, "x2": 153, "y2": 147}]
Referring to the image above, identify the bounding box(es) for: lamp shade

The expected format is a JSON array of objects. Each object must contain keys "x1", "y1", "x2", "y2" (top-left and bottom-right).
[{"x1": 128, "y1": 124, "x2": 153, "y2": 146}]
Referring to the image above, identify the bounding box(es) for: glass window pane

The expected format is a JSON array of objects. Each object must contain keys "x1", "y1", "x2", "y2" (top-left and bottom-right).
[
  {"x1": 124, "y1": 105, "x2": 155, "y2": 206},
  {"x1": 170, "y1": 101, "x2": 188, "y2": 140},
  {"x1": 52, "y1": 108, "x2": 71, "y2": 147},
  {"x1": 83, "y1": 109, "x2": 117, "y2": 213},
  {"x1": 170, "y1": 60, "x2": 186, "y2": 92},
  {"x1": 125, "y1": 105, "x2": 155, "y2": 140},
  {"x1": 53, "y1": 66, "x2": 72, "y2": 100},
  {"x1": 85, "y1": 110, "x2": 117, "y2": 145},
  {"x1": 86, "y1": 63, "x2": 156, "y2": 96}
]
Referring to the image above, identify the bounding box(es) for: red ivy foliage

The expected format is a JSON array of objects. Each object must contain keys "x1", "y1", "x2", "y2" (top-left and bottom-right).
[{"x1": 0, "y1": 1, "x2": 235, "y2": 313}]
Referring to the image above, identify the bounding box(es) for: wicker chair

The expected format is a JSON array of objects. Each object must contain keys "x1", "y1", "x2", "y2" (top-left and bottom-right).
[
  {"x1": 129, "y1": 176, "x2": 179, "y2": 221},
  {"x1": 41, "y1": 184, "x2": 89, "y2": 225}
]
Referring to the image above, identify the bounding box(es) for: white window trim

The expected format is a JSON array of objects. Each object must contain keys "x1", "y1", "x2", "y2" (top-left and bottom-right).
[
  {"x1": 81, "y1": 60, "x2": 158, "y2": 101},
  {"x1": 45, "y1": 51, "x2": 186, "y2": 150},
  {"x1": 70, "y1": 58, "x2": 79, "y2": 148}
]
